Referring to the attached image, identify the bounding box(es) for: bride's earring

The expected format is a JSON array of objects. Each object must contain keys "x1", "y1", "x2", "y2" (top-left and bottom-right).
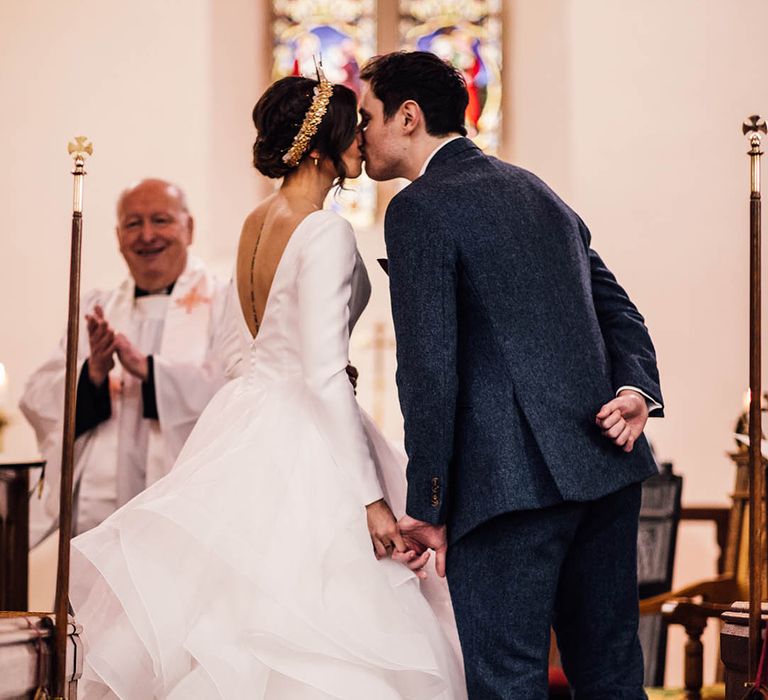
[{"x1": 313, "y1": 157, "x2": 319, "y2": 167}]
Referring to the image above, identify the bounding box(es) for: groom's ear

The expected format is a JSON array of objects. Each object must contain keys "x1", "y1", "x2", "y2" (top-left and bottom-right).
[{"x1": 400, "y1": 100, "x2": 422, "y2": 135}]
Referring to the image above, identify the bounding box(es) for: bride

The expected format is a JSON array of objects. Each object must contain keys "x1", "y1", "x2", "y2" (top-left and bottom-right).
[{"x1": 69, "y1": 69, "x2": 466, "y2": 699}]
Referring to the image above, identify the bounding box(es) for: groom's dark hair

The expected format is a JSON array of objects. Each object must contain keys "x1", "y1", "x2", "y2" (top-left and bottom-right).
[{"x1": 360, "y1": 51, "x2": 468, "y2": 137}]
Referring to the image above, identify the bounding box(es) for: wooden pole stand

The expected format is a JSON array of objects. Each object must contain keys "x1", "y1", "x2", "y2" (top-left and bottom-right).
[{"x1": 51, "y1": 137, "x2": 92, "y2": 699}]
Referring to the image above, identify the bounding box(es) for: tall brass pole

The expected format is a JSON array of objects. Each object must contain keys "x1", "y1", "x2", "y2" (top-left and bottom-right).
[
  {"x1": 744, "y1": 115, "x2": 766, "y2": 679},
  {"x1": 53, "y1": 136, "x2": 92, "y2": 700}
]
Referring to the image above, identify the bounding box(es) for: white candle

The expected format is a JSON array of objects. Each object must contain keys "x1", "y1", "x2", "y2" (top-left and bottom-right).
[
  {"x1": 0, "y1": 363, "x2": 7, "y2": 409},
  {"x1": 744, "y1": 388, "x2": 752, "y2": 413}
]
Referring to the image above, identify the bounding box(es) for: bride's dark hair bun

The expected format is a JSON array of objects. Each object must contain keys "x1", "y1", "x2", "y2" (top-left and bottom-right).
[{"x1": 252, "y1": 76, "x2": 358, "y2": 183}]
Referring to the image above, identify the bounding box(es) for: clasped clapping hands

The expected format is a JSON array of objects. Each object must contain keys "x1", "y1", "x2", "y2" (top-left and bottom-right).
[{"x1": 85, "y1": 305, "x2": 148, "y2": 385}]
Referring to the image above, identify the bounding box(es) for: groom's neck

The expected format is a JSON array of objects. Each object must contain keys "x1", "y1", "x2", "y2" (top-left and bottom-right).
[{"x1": 405, "y1": 134, "x2": 462, "y2": 181}]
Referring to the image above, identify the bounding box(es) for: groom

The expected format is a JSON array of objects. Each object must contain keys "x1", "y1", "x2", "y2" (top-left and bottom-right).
[{"x1": 360, "y1": 52, "x2": 663, "y2": 699}]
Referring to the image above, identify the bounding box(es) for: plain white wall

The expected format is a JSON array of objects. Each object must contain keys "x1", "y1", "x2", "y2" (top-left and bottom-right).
[{"x1": 1, "y1": 0, "x2": 765, "y2": 687}]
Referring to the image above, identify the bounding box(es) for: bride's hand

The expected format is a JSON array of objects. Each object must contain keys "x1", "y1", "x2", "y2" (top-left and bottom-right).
[
  {"x1": 392, "y1": 548, "x2": 431, "y2": 580},
  {"x1": 366, "y1": 499, "x2": 406, "y2": 560}
]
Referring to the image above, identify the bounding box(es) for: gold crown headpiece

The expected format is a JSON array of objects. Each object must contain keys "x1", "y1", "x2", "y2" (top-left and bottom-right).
[{"x1": 282, "y1": 60, "x2": 334, "y2": 168}]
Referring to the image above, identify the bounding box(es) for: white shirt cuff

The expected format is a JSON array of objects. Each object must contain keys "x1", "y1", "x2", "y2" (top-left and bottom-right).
[{"x1": 616, "y1": 386, "x2": 663, "y2": 413}]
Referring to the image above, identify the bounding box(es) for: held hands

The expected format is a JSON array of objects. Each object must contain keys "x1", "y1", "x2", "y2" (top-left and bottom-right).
[
  {"x1": 398, "y1": 515, "x2": 448, "y2": 578},
  {"x1": 595, "y1": 389, "x2": 649, "y2": 453},
  {"x1": 366, "y1": 499, "x2": 431, "y2": 580},
  {"x1": 84, "y1": 305, "x2": 148, "y2": 384}
]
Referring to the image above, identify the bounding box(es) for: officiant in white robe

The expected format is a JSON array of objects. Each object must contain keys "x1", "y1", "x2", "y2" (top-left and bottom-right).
[{"x1": 20, "y1": 178, "x2": 236, "y2": 538}]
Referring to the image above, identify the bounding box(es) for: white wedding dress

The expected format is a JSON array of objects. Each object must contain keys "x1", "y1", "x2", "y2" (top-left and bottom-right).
[{"x1": 70, "y1": 209, "x2": 466, "y2": 700}]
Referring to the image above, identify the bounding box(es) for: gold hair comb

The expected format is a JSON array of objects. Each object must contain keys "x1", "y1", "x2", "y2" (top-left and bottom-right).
[{"x1": 282, "y1": 58, "x2": 334, "y2": 168}]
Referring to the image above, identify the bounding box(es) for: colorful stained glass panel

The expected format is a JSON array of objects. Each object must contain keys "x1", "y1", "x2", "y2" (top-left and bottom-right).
[
  {"x1": 272, "y1": 0, "x2": 377, "y2": 225},
  {"x1": 399, "y1": 0, "x2": 503, "y2": 153}
]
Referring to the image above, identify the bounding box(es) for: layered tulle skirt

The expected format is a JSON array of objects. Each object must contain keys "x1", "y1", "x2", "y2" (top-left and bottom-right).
[{"x1": 70, "y1": 378, "x2": 465, "y2": 699}]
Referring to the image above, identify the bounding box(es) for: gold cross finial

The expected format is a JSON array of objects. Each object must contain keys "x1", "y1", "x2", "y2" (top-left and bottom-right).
[
  {"x1": 742, "y1": 115, "x2": 767, "y2": 138},
  {"x1": 67, "y1": 136, "x2": 93, "y2": 158}
]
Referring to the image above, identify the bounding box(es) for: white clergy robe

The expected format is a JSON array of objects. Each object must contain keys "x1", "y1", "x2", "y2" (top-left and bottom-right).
[{"x1": 20, "y1": 256, "x2": 238, "y2": 537}]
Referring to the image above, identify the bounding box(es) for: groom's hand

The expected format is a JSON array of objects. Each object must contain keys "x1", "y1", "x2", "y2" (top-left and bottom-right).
[
  {"x1": 595, "y1": 389, "x2": 649, "y2": 453},
  {"x1": 398, "y1": 515, "x2": 448, "y2": 578}
]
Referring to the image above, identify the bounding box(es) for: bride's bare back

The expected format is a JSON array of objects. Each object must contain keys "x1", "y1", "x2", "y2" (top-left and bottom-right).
[{"x1": 236, "y1": 192, "x2": 320, "y2": 338}]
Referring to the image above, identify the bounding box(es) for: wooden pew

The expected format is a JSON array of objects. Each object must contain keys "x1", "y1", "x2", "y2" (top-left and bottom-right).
[
  {"x1": 0, "y1": 612, "x2": 81, "y2": 699},
  {"x1": 0, "y1": 461, "x2": 81, "y2": 698}
]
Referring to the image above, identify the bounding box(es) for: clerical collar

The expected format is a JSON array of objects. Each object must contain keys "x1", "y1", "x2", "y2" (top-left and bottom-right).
[{"x1": 134, "y1": 281, "x2": 175, "y2": 298}]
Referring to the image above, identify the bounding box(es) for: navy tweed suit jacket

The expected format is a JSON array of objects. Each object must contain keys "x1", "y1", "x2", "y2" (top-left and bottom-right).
[{"x1": 384, "y1": 138, "x2": 663, "y2": 544}]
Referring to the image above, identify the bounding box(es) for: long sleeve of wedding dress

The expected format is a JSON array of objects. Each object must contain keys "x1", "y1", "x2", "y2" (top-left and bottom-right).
[{"x1": 296, "y1": 213, "x2": 384, "y2": 506}]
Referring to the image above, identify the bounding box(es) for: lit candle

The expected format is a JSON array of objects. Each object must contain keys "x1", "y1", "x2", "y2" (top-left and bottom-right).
[{"x1": 0, "y1": 363, "x2": 7, "y2": 409}]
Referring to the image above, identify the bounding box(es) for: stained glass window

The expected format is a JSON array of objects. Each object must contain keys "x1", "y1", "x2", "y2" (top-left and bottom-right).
[
  {"x1": 272, "y1": 0, "x2": 377, "y2": 226},
  {"x1": 271, "y1": 1, "x2": 504, "y2": 223},
  {"x1": 399, "y1": 0, "x2": 503, "y2": 154}
]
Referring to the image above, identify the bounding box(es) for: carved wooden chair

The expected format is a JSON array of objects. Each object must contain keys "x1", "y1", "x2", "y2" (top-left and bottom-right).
[
  {"x1": 637, "y1": 462, "x2": 684, "y2": 686},
  {"x1": 640, "y1": 450, "x2": 754, "y2": 700}
]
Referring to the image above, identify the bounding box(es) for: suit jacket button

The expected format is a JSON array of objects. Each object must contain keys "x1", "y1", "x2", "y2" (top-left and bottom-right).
[{"x1": 431, "y1": 495, "x2": 440, "y2": 507}]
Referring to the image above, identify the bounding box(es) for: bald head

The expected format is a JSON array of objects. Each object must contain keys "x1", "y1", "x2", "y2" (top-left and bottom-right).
[
  {"x1": 116, "y1": 178, "x2": 189, "y2": 218},
  {"x1": 115, "y1": 178, "x2": 194, "y2": 293}
]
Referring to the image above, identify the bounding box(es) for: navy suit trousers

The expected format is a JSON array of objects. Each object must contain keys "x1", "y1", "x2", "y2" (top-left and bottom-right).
[{"x1": 446, "y1": 483, "x2": 647, "y2": 700}]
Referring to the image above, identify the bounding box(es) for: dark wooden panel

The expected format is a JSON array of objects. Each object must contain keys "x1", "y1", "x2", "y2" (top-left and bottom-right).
[
  {"x1": 0, "y1": 462, "x2": 44, "y2": 612},
  {"x1": 638, "y1": 462, "x2": 683, "y2": 688}
]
